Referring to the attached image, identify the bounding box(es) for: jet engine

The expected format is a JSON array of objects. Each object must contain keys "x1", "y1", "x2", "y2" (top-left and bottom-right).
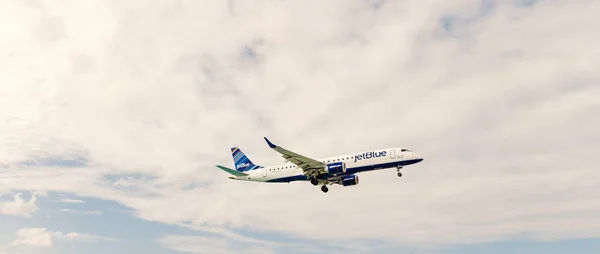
[
  {"x1": 341, "y1": 174, "x2": 359, "y2": 186},
  {"x1": 325, "y1": 161, "x2": 346, "y2": 175}
]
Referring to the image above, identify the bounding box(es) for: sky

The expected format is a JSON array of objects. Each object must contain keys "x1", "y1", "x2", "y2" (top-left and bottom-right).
[{"x1": 1, "y1": 0, "x2": 600, "y2": 253}]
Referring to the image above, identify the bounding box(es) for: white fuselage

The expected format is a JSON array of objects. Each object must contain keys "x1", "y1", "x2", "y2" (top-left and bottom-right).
[{"x1": 232, "y1": 148, "x2": 422, "y2": 183}]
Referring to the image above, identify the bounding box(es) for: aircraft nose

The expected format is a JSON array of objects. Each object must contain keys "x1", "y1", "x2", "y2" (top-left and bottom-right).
[{"x1": 413, "y1": 153, "x2": 424, "y2": 163}]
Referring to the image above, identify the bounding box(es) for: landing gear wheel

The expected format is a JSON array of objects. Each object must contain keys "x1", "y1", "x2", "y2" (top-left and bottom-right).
[
  {"x1": 321, "y1": 185, "x2": 329, "y2": 193},
  {"x1": 397, "y1": 172, "x2": 402, "y2": 177},
  {"x1": 311, "y1": 178, "x2": 319, "y2": 186}
]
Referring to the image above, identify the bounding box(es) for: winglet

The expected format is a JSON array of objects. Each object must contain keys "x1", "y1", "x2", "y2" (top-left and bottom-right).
[
  {"x1": 264, "y1": 137, "x2": 276, "y2": 148},
  {"x1": 216, "y1": 165, "x2": 249, "y2": 177}
]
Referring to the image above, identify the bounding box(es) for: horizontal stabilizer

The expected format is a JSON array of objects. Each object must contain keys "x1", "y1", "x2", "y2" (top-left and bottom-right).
[{"x1": 216, "y1": 165, "x2": 248, "y2": 177}]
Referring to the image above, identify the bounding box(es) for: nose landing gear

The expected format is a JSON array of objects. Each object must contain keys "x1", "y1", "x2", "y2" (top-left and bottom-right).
[{"x1": 396, "y1": 166, "x2": 403, "y2": 177}]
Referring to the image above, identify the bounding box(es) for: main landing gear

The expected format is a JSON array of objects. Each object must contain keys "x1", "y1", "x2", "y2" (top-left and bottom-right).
[
  {"x1": 311, "y1": 177, "x2": 329, "y2": 193},
  {"x1": 311, "y1": 178, "x2": 319, "y2": 186},
  {"x1": 396, "y1": 166, "x2": 403, "y2": 177}
]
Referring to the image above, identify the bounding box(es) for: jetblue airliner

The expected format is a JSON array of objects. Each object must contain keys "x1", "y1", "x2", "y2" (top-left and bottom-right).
[{"x1": 216, "y1": 137, "x2": 424, "y2": 193}]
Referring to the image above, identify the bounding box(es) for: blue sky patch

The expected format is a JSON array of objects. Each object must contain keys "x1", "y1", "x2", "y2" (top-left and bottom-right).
[{"x1": 516, "y1": 0, "x2": 541, "y2": 7}]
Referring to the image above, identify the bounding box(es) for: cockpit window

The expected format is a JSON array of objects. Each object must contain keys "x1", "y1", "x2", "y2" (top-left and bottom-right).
[{"x1": 401, "y1": 149, "x2": 410, "y2": 152}]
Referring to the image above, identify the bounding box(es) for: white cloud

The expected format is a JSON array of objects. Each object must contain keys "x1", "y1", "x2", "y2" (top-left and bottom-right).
[
  {"x1": 11, "y1": 228, "x2": 53, "y2": 247},
  {"x1": 59, "y1": 208, "x2": 102, "y2": 215},
  {"x1": 158, "y1": 235, "x2": 269, "y2": 254},
  {"x1": 56, "y1": 198, "x2": 85, "y2": 203},
  {"x1": 157, "y1": 229, "x2": 327, "y2": 254},
  {"x1": 10, "y1": 227, "x2": 115, "y2": 247},
  {"x1": 177, "y1": 224, "x2": 281, "y2": 247},
  {"x1": 165, "y1": 224, "x2": 395, "y2": 254},
  {"x1": 0, "y1": 193, "x2": 38, "y2": 217},
  {"x1": 57, "y1": 232, "x2": 115, "y2": 243},
  {"x1": 1, "y1": 0, "x2": 599, "y2": 252}
]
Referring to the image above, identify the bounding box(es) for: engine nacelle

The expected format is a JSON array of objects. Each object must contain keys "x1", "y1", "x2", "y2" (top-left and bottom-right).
[
  {"x1": 341, "y1": 174, "x2": 359, "y2": 186},
  {"x1": 325, "y1": 161, "x2": 346, "y2": 175}
]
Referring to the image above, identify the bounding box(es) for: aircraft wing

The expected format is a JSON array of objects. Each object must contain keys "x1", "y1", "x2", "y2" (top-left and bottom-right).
[{"x1": 264, "y1": 137, "x2": 325, "y2": 177}]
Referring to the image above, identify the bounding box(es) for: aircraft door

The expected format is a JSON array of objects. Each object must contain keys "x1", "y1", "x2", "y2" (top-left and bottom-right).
[
  {"x1": 262, "y1": 168, "x2": 267, "y2": 177},
  {"x1": 390, "y1": 149, "x2": 396, "y2": 159}
]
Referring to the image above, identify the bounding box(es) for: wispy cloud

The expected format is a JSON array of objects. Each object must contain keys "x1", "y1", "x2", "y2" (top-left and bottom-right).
[
  {"x1": 56, "y1": 198, "x2": 85, "y2": 204},
  {"x1": 10, "y1": 227, "x2": 116, "y2": 247},
  {"x1": 59, "y1": 208, "x2": 102, "y2": 215},
  {"x1": 57, "y1": 232, "x2": 116, "y2": 243},
  {"x1": 177, "y1": 224, "x2": 279, "y2": 247},
  {"x1": 158, "y1": 235, "x2": 266, "y2": 254}
]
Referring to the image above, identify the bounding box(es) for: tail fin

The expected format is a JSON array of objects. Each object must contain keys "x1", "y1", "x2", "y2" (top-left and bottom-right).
[{"x1": 231, "y1": 147, "x2": 262, "y2": 172}]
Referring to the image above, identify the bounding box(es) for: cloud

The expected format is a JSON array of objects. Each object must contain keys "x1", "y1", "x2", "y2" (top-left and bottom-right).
[
  {"x1": 56, "y1": 198, "x2": 85, "y2": 203},
  {"x1": 160, "y1": 224, "x2": 408, "y2": 254},
  {"x1": 10, "y1": 227, "x2": 115, "y2": 247},
  {"x1": 10, "y1": 228, "x2": 53, "y2": 247},
  {"x1": 57, "y1": 232, "x2": 116, "y2": 243},
  {"x1": 1, "y1": 0, "x2": 599, "y2": 252},
  {"x1": 157, "y1": 235, "x2": 272, "y2": 254},
  {"x1": 0, "y1": 193, "x2": 38, "y2": 217},
  {"x1": 59, "y1": 208, "x2": 102, "y2": 215},
  {"x1": 157, "y1": 226, "x2": 327, "y2": 254},
  {"x1": 177, "y1": 224, "x2": 282, "y2": 247}
]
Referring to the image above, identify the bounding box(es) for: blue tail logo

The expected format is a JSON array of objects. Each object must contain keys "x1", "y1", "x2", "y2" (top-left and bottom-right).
[{"x1": 231, "y1": 147, "x2": 262, "y2": 172}]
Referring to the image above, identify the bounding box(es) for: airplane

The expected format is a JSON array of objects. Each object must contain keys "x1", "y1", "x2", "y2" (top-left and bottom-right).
[{"x1": 216, "y1": 137, "x2": 424, "y2": 193}]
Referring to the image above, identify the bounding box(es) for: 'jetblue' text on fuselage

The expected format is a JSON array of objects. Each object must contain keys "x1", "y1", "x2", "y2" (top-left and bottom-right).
[{"x1": 354, "y1": 151, "x2": 387, "y2": 162}]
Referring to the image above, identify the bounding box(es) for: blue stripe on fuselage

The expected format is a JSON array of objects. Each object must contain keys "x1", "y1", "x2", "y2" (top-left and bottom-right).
[{"x1": 265, "y1": 159, "x2": 422, "y2": 183}]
